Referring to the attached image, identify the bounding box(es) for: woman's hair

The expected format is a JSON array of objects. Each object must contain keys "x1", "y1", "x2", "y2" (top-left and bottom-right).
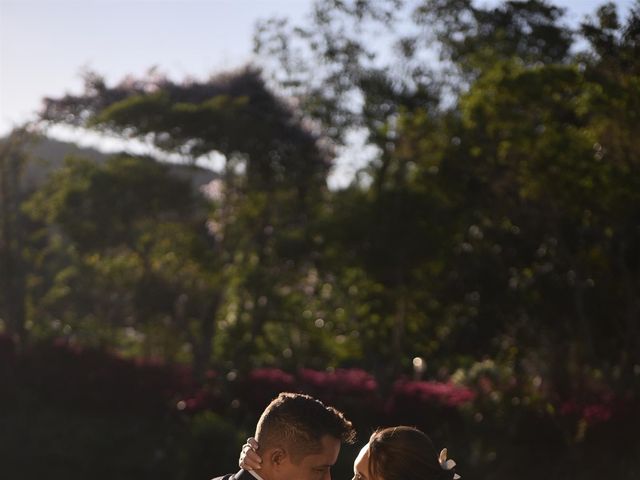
[{"x1": 367, "y1": 426, "x2": 456, "y2": 480}]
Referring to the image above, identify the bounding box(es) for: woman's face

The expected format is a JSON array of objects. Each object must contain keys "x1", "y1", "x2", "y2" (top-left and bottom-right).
[{"x1": 353, "y1": 443, "x2": 373, "y2": 480}]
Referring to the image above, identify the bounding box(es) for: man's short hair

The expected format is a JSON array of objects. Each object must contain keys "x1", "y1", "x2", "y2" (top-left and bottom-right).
[{"x1": 255, "y1": 392, "x2": 356, "y2": 461}]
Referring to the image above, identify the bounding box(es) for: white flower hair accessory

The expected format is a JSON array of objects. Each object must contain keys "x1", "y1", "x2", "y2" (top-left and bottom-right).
[{"x1": 438, "y1": 448, "x2": 461, "y2": 480}]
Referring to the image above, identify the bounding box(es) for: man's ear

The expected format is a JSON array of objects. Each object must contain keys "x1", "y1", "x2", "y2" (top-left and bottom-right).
[{"x1": 270, "y1": 448, "x2": 287, "y2": 468}]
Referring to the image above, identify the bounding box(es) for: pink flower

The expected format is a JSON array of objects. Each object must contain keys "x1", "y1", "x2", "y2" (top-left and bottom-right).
[
  {"x1": 582, "y1": 404, "x2": 613, "y2": 425},
  {"x1": 393, "y1": 380, "x2": 476, "y2": 407}
]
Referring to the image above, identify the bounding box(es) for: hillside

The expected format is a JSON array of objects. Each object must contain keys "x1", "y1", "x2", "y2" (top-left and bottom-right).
[{"x1": 3, "y1": 135, "x2": 219, "y2": 192}]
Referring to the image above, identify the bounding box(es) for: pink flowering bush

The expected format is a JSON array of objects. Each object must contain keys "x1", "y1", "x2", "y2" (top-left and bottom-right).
[
  {"x1": 3, "y1": 334, "x2": 638, "y2": 480},
  {"x1": 559, "y1": 391, "x2": 635, "y2": 427},
  {"x1": 10, "y1": 339, "x2": 197, "y2": 414},
  {"x1": 380, "y1": 379, "x2": 476, "y2": 435},
  {"x1": 296, "y1": 368, "x2": 382, "y2": 426},
  {"x1": 298, "y1": 368, "x2": 378, "y2": 395},
  {"x1": 390, "y1": 379, "x2": 476, "y2": 408},
  {"x1": 237, "y1": 368, "x2": 296, "y2": 410}
]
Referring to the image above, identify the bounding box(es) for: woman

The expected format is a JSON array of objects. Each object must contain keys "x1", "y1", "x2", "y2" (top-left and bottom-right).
[{"x1": 239, "y1": 425, "x2": 461, "y2": 480}]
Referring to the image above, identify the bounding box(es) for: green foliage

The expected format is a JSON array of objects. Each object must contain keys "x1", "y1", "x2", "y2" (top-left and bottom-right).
[
  {"x1": 26, "y1": 155, "x2": 195, "y2": 250},
  {"x1": 0, "y1": 127, "x2": 36, "y2": 342},
  {"x1": 42, "y1": 68, "x2": 329, "y2": 193},
  {"x1": 0, "y1": 403, "x2": 244, "y2": 480},
  {"x1": 178, "y1": 411, "x2": 247, "y2": 480},
  {"x1": 18, "y1": 0, "x2": 639, "y2": 385},
  {"x1": 418, "y1": 0, "x2": 573, "y2": 72}
]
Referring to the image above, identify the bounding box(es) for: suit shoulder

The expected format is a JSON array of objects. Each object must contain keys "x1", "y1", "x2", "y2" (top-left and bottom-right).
[
  {"x1": 212, "y1": 470, "x2": 252, "y2": 480},
  {"x1": 211, "y1": 474, "x2": 235, "y2": 480}
]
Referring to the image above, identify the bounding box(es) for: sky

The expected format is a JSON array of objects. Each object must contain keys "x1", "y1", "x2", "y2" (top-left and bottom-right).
[{"x1": 0, "y1": 0, "x2": 635, "y2": 187}]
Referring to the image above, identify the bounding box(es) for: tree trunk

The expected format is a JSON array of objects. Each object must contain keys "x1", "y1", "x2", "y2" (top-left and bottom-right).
[{"x1": 0, "y1": 134, "x2": 28, "y2": 346}]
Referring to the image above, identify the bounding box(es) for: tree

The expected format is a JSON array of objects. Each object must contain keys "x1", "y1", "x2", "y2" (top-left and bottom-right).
[
  {"x1": 39, "y1": 67, "x2": 336, "y2": 371},
  {"x1": 23, "y1": 153, "x2": 225, "y2": 379},
  {"x1": 251, "y1": 0, "x2": 640, "y2": 387},
  {"x1": 0, "y1": 127, "x2": 36, "y2": 345}
]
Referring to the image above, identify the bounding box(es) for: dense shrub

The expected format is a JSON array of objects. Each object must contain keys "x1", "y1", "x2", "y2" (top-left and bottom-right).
[
  {"x1": 10, "y1": 340, "x2": 195, "y2": 413},
  {"x1": 2, "y1": 336, "x2": 638, "y2": 480}
]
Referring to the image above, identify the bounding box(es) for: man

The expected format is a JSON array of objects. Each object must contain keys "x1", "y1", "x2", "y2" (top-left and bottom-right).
[{"x1": 213, "y1": 392, "x2": 356, "y2": 480}]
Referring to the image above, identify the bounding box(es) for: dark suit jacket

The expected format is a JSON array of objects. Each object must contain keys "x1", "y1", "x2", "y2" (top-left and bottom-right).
[{"x1": 212, "y1": 469, "x2": 256, "y2": 480}]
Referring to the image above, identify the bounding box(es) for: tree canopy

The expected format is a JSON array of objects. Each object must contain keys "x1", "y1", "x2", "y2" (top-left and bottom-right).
[{"x1": 1, "y1": 2, "x2": 639, "y2": 478}]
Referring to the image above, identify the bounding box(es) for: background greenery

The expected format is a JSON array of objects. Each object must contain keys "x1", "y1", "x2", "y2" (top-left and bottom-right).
[{"x1": 1, "y1": 1, "x2": 639, "y2": 478}]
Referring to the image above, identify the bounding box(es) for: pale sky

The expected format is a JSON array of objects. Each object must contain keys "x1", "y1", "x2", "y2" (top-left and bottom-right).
[
  {"x1": 0, "y1": 0, "x2": 313, "y2": 133},
  {"x1": 0, "y1": 0, "x2": 635, "y2": 187}
]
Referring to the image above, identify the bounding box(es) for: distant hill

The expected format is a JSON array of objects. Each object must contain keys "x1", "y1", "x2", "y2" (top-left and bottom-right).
[{"x1": 4, "y1": 135, "x2": 219, "y2": 193}]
